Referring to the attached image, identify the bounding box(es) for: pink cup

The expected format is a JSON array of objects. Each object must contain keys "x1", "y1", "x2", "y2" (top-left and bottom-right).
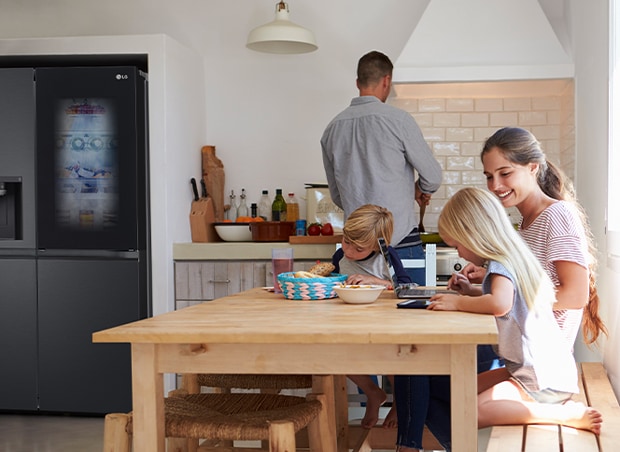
[{"x1": 272, "y1": 248, "x2": 294, "y2": 294}]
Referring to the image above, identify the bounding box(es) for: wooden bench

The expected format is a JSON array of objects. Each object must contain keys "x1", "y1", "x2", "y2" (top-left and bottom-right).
[{"x1": 486, "y1": 362, "x2": 620, "y2": 452}]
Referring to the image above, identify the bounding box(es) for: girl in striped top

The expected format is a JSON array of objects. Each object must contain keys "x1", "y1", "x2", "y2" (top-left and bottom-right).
[{"x1": 468, "y1": 126, "x2": 607, "y2": 348}]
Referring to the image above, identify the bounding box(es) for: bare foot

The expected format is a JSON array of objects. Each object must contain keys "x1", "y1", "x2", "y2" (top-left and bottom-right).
[
  {"x1": 561, "y1": 401, "x2": 603, "y2": 434},
  {"x1": 382, "y1": 405, "x2": 398, "y2": 429},
  {"x1": 361, "y1": 386, "x2": 387, "y2": 428}
]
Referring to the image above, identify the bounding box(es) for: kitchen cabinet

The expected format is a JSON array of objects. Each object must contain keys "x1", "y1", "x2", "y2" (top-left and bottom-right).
[
  {"x1": 0, "y1": 258, "x2": 38, "y2": 411},
  {"x1": 174, "y1": 259, "x2": 323, "y2": 309},
  {"x1": 173, "y1": 242, "x2": 337, "y2": 309}
]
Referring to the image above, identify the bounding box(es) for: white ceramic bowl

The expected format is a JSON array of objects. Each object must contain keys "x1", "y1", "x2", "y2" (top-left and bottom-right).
[
  {"x1": 214, "y1": 223, "x2": 253, "y2": 242},
  {"x1": 334, "y1": 285, "x2": 385, "y2": 304}
]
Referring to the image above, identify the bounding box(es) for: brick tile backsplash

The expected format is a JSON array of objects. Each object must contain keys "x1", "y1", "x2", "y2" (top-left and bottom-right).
[{"x1": 390, "y1": 79, "x2": 575, "y2": 230}]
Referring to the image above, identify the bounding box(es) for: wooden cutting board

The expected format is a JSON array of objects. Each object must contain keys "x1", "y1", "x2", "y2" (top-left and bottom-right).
[
  {"x1": 202, "y1": 145, "x2": 225, "y2": 222},
  {"x1": 289, "y1": 234, "x2": 343, "y2": 244}
]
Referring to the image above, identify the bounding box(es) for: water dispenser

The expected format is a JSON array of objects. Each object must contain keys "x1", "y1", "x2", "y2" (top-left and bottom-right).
[{"x1": 0, "y1": 176, "x2": 23, "y2": 240}]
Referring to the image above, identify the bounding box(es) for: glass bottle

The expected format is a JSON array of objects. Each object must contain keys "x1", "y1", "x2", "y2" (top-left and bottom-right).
[
  {"x1": 237, "y1": 188, "x2": 249, "y2": 219},
  {"x1": 286, "y1": 192, "x2": 299, "y2": 222},
  {"x1": 271, "y1": 188, "x2": 287, "y2": 221},
  {"x1": 227, "y1": 189, "x2": 237, "y2": 221},
  {"x1": 258, "y1": 189, "x2": 271, "y2": 221},
  {"x1": 250, "y1": 203, "x2": 258, "y2": 218}
]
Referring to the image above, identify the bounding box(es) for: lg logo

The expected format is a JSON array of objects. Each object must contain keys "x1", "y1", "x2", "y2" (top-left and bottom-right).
[{"x1": 115, "y1": 74, "x2": 129, "y2": 80}]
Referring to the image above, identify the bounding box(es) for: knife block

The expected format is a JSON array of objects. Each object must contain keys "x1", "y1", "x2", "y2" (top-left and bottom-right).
[{"x1": 190, "y1": 196, "x2": 218, "y2": 242}]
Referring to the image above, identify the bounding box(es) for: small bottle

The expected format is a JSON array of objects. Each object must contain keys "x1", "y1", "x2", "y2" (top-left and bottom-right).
[
  {"x1": 227, "y1": 189, "x2": 237, "y2": 221},
  {"x1": 271, "y1": 188, "x2": 287, "y2": 221},
  {"x1": 258, "y1": 190, "x2": 271, "y2": 221},
  {"x1": 237, "y1": 188, "x2": 249, "y2": 219},
  {"x1": 250, "y1": 203, "x2": 258, "y2": 218},
  {"x1": 286, "y1": 192, "x2": 299, "y2": 222}
]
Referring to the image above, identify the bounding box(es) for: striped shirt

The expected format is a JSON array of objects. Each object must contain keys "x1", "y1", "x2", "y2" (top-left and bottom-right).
[{"x1": 519, "y1": 201, "x2": 588, "y2": 347}]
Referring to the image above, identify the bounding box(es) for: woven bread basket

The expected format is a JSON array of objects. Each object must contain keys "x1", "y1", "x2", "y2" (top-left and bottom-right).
[{"x1": 277, "y1": 272, "x2": 347, "y2": 300}]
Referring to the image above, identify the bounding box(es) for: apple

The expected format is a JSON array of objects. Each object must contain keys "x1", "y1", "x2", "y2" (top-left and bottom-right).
[
  {"x1": 307, "y1": 223, "x2": 322, "y2": 236},
  {"x1": 321, "y1": 223, "x2": 334, "y2": 236}
]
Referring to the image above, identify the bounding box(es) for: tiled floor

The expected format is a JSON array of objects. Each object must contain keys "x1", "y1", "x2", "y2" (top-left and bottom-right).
[{"x1": 0, "y1": 413, "x2": 104, "y2": 452}]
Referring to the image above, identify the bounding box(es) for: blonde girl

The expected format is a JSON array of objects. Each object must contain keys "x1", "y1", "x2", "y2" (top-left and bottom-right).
[{"x1": 430, "y1": 187, "x2": 602, "y2": 434}]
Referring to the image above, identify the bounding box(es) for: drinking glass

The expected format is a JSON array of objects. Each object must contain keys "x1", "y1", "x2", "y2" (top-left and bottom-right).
[{"x1": 272, "y1": 247, "x2": 294, "y2": 294}]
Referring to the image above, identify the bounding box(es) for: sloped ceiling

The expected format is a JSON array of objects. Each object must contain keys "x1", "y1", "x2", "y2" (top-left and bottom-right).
[{"x1": 393, "y1": 0, "x2": 573, "y2": 82}]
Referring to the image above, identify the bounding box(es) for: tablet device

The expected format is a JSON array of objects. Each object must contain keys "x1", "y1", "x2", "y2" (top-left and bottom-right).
[{"x1": 396, "y1": 299, "x2": 431, "y2": 309}]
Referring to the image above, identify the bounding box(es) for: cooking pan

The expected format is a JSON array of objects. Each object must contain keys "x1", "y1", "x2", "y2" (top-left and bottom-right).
[{"x1": 420, "y1": 231, "x2": 443, "y2": 244}]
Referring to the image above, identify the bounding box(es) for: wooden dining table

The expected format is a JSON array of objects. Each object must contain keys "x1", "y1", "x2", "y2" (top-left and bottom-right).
[{"x1": 93, "y1": 287, "x2": 498, "y2": 452}]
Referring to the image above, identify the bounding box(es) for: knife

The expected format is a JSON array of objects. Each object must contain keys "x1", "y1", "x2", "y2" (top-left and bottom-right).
[
  {"x1": 200, "y1": 178, "x2": 207, "y2": 198},
  {"x1": 190, "y1": 178, "x2": 199, "y2": 202}
]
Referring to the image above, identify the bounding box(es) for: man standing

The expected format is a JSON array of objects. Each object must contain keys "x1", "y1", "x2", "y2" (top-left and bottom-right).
[{"x1": 321, "y1": 50, "x2": 442, "y2": 284}]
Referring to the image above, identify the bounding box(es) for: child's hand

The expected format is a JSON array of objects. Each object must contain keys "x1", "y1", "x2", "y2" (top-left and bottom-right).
[
  {"x1": 427, "y1": 293, "x2": 460, "y2": 311},
  {"x1": 448, "y1": 271, "x2": 474, "y2": 294},
  {"x1": 461, "y1": 263, "x2": 486, "y2": 284},
  {"x1": 345, "y1": 274, "x2": 391, "y2": 288}
]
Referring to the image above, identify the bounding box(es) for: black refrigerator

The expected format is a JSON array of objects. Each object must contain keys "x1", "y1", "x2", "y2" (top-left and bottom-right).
[{"x1": 0, "y1": 61, "x2": 150, "y2": 415}]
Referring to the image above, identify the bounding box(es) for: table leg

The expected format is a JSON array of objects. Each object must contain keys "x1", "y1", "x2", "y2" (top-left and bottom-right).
[
  {"x1": 450, "y1": 344, "x2": 478, "y2": 452},
  {"x1": 312, "y1": 375, "x2": 339, "y2": 451},
  {"x1": 333, "y1": 375, "x2": 349, "y2": 452},
  {"x1": 131, "y1": 343, "x2": 165, "y2": 452}
]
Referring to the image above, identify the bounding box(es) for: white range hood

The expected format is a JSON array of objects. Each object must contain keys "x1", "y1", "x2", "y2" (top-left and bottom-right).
[{"x1": 393, "y1": 0, "x2": 573, "y2": 83}]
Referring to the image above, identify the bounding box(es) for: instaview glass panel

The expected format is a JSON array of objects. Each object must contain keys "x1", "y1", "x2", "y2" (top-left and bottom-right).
[{"x1": 53, "y1": 98, "x2": 119, "y2": 232}]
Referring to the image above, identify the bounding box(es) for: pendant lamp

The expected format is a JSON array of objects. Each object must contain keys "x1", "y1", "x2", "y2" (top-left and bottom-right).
[{"x1": 246, "y1": 1, "x2": 318, "y2": 54}]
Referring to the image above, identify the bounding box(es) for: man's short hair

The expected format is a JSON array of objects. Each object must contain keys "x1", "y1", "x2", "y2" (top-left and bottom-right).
[{"x1": 357, "y1": 51, "x2": 393, "y2": 87}]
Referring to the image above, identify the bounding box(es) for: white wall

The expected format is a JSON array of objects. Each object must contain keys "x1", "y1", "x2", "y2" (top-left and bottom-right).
[
  {"x1": 0, "y1": 0, "x2": 425, "y2": 213},
  {"x1": 569, "y1": 0, "x2": 620, "y2": 396}
]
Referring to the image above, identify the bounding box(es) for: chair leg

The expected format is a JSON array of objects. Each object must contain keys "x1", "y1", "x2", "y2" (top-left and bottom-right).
[
  {"x1": 103, "y1": 413, "x2": 131, "y2": 452},
  {"x1": 351, "y1": 428, "x2": 372, "y2": 452},
  {"x1": 182, "y1": 373, "x2": 201, "y2": 394},
  {"x1": 268, "y1": 420, "x2": 296, "y2": 452}
]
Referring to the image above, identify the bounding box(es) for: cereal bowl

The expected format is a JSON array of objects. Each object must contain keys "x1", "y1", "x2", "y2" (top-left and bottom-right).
[{"x1": 334, "y1": 285, "x2": 385, "y2": 304}]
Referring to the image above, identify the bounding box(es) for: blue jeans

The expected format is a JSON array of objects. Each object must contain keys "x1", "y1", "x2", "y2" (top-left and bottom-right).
[
  {"x1": 395, "y1": 243, "x2": 426, "y2": 286},
  {"x1": 394, "y1": 345, "x2": 502, "y2": 451}
]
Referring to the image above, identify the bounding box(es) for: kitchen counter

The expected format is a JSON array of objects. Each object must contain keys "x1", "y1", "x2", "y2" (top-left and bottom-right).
[{"x1": 173, "y1": 242, "x2": 338, "y2": 260}]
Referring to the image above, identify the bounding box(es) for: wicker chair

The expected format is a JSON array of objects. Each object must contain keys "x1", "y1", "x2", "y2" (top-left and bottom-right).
[
  {"x1": 185, "y1": 373, "x2": 314, "y2": 395},
  {"x1": 103, "y1": 374, "x2": 333, "y2": 452}
]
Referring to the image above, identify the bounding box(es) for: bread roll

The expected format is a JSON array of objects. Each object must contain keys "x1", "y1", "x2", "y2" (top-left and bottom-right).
[
  {"x1": 308, "y1": 262, "x2": 335, "y2": 277},
  {"x1": 294, "y1": 271, "x2": 321, "y2": 278}
]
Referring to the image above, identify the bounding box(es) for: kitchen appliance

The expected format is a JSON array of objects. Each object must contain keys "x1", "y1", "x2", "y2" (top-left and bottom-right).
[
  {"x1": 0, "y1": 59, "x2": 150, "y2": 415},
  {"x1": 435, "y1": 246, "x2": 469, "y2": 285},
  {"x1": 304, "y1": 184, "x2": 344, "y2": 232}
]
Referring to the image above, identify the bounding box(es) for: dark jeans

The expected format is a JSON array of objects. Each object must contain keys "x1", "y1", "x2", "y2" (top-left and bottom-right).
[
  {"x1": 395, "y1": 242, "x2": 426, "y2": 285},
  {"x1": 394, "y1": 345, "x2": 502, "y2": 451}
]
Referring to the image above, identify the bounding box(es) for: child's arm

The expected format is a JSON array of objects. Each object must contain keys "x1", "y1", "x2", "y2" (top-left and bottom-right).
[
  {"x1": 428, "y1": 273, "x2": 513, "y2": 316},
  {"x1": 331, "y1": 248, "x2": 344, "y2": 274},
  {"x1": 345, "y1": 273, "x2": 392, "y2": 288}
]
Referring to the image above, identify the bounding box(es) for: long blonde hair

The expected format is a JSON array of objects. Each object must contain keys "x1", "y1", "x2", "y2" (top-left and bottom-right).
[{"x1": 438, "y1": 187, "x2": 556, "y2": 311}]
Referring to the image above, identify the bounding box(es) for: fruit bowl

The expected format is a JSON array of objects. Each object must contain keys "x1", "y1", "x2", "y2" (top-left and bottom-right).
[
  {"x1": 213, "y1": 222, "x2": 252, "y2": 242},
  {"x1": 334, "y1": 285, "x2": 385, "y2": 304}
]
